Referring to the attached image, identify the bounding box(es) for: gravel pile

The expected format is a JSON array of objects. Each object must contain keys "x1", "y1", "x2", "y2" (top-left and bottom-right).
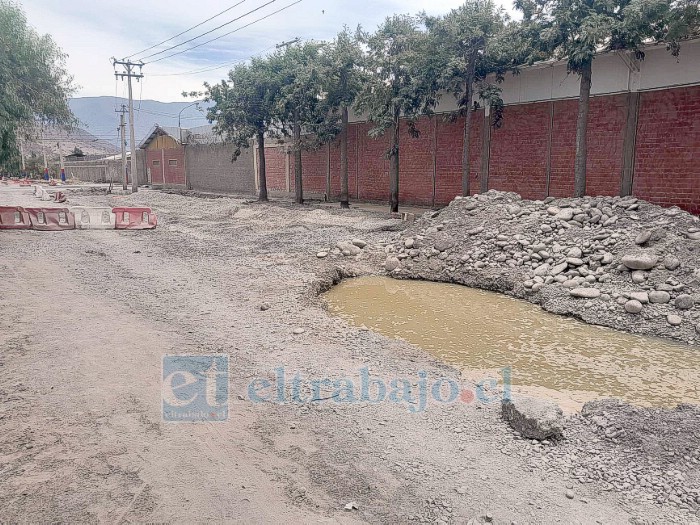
[
  {"x1": 498, "y1": 399, "x2": 700, "y2": 517},
  {"x1": 385, "y1": 190, "x2": 700, "y2": 344}
]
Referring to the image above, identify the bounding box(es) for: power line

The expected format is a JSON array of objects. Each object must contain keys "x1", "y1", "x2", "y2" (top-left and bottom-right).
[
  {"x1": 136, "y1": 0, "x2": 278, "y2": 62},
  {"x1": 145, "y1": 0, "x2": 303, "y2": 65},
  {"x1": 149, "y1": 43, "x2": 279, "y2": 76},
  {"x1": 125, "y1": 0, "x2": 249, "y2": 59}
]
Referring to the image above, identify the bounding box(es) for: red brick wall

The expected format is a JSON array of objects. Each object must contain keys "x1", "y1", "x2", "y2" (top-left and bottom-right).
[
  {"x1": 249, "y1": 88, "x2": 700, "y2": 214},
  {"x1": 435, "y1": 112, "x2": 483, "y2": 205},
  {"x1": 489, "y1": 102, "x2": 550, "y2": 200},
  {"x1": 633, "y1": 86, "x2": 700, "y2": 214},
  {"x1": 297, "y1": 147, "x2": 327, "y2": 195},
  {"x1": 398, "y1": 118, "x2": 434, "y2": 206},
  {"x1": 357, "y1": 121, "x2": 391, "y2": 202},
  {"x1": 549, "y1": 96, "x2": 627, "y2": 197},
  {"x1": 263, "y1": 146, "x2": 287, "y2": 191}
]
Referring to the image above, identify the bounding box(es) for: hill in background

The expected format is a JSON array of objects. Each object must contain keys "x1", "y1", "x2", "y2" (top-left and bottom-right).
[{"x1": 69, "y1": 97, "x2": 211, "y2": 149}]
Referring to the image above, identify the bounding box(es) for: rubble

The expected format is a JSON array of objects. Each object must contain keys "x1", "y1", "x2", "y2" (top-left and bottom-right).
[{"x1": 386, "y1": 191, "x2": 700, "y2": 344}]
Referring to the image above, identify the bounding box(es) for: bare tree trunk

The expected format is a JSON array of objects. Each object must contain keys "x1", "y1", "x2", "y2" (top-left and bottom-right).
[
  {"x1": 340, "y1": 106, "x2": 350, "y2": 209},
  {"x1": 389, "y1": 107, "x2": 400, "y2": 213},
  {"x1": 293, "y1": 113, "x2": 303, "y2": 204},
  {"x1": 462, "y1": 51, "x2": 478, "y2": 197},
  {"x1": 257, "y1": 130, "x2": 268, "y2": 202},
  {"x1": 462, "y1": 90, "x2": 474, "y2": 197},
  {"x1": 574, "y1": 60, "x2": 592, "y2": 198}
]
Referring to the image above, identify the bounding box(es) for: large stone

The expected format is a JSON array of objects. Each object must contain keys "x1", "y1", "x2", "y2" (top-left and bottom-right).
[
  {"x1": 533, "y1": 263, "x2": 550, "y2": 276},
  {"x1": 550, "y1": 262, "x2": 568, "y2": 276},
  {"x1": 624, "y1": 299, "x2": 643, "y2": 314},
  {"x1": 501, "y1": 397, "x2": 564, "y2": 440},
  {"x1": 621, "y1": 253, "x2": 658, "y2": 271},
  {"x1": 336, "y1": 241, "x2": 361, "y2": 256},
  {"x1": 351, "y1": 239, "x2": 367, "y2": 249},
  {"x1": 570, "y1": 287, "x2": 601, "y2": 299},
  {"x1": 631, "y1": 271, "x2": 646, "y2": 284},
  {"x1": 384, "y1": 256, "x2": 400, "y2": 272},
  {"x1": 675, "y1": 294, "x2": 695, "y2": 310},
  {"x1": 635, "y1": 230, "x2": 652, "y2": 245},
  {"x1": 434, "y1": 238, "x2": 454, "y2": 252},
  {"x1": 555, "y1": 209, "x2": 575, "y2": 221},
  {"x1": 667, "y1": 314, "x2": 683, "y2": 326},
  {"x1": 649, "y1": 290, "x2": 671, "y2": 304},
  {"x1": 664, "y1": 256, "x2": 681, "y2": 271},
  {"x1": 567, "y1": 247, "x2": 583, "y2": 258},
  {"x1": 628, "y1": 291, "x2": 649, "y2": 304}
]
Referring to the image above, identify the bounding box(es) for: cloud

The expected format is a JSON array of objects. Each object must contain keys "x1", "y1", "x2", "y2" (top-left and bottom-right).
[{"x1": 20, "y1": 0, "x2": 514, "y2": 102}]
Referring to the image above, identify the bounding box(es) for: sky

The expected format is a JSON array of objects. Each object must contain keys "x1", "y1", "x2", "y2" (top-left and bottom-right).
[{"x1": 21, "y1": 0, "x2": 515, "y2": 103}]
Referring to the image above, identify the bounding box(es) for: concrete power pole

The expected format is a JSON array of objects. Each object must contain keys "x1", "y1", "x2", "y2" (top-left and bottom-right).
[
  {"x1": 117, "y1": 105, "x2": 128, "y2": 190},
  {"x1": 112, "y1": 59, "x2": 144, "y2": 193}
]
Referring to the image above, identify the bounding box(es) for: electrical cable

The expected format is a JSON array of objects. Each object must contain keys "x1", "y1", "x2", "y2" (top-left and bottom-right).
[
  {"x1": 136, "y1": 0, "x2": 278, "y2": 62},
  {"x1": 144, "y1": 0, "x2": 302, "y2": 65},
  {"x1": 125, "y1": 0, "x2": 249, "y2": 59}
]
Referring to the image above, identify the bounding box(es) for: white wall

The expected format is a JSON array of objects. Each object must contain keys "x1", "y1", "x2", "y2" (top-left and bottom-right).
[{"x1": 348, "y1": 39, "x2": 700, "y2": 122}]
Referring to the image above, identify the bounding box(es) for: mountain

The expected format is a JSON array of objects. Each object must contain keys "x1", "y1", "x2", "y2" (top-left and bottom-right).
[
  {"x1": 69, "y1": 97, "x2": 211, "y2": 149},
  {"x1": 23, "y1": 126, "x2": 118, "y2": 159}
]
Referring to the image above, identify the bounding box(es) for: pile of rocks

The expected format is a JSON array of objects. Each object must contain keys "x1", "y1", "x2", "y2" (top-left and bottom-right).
[
  {"x1": 509, "y1": 399, "x2": 700, "y2": 516},
  {"x1": 317, "y1": 238, "x2": 368, "y2": 259},
  {"x1": 385, "y1": 191, "x2": 700, "y2": 343}
]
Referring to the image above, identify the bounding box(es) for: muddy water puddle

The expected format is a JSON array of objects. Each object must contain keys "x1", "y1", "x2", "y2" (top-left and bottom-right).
[{"x1": 324, "y1": 276, "x2": 700, "y2": 409}]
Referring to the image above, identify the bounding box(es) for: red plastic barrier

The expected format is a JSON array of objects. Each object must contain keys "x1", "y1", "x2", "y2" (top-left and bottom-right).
[
  {"x1": 0, "y1": 206, "x2": 31, "y2": 230},
  {"x1": 19, "y1": 179, "x2": 31, "y2": 186},
  {"x1": 24, "y1": 207, "x2": 76, "y2": 231},
  {"x1": 113, "y1": 207, "x2": 157, "y2": 230}
]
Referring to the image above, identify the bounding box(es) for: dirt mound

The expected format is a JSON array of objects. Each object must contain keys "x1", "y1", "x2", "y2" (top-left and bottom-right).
[{"x1": 386, "y1": 190, "x2": 700, "y2": 344}]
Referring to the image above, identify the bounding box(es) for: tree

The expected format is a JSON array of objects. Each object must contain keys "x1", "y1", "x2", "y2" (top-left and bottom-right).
[
  {"x1": 0, "y1": 1, "x2": 74, "y2": 169},
  {"x1": 196, "y1": 58, "x2": 282, "y2": 201},
  {"x1": 323, "y1": 27, "x2": 366, "y2": 208},
  {"x1": 356, "y1": 15, "x2": 434, "y2": 213},
  {"x1": 270, "y1": 42, "x2": 332, "y2": 205},
  {"x1": 516, "y1": 0, "x2": 699, "y2": 197},
  {"x1": 423, "y1": 1, "x2": 517, "y2": 196}
]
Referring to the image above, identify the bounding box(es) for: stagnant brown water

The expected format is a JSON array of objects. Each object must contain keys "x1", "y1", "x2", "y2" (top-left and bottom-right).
[{"x1": 324, "y1": 276, "x2": 700, "y2": 409}]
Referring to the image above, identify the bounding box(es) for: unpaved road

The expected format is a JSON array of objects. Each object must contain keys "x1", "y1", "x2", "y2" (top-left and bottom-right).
[{"x1": 0, "y1": 186, "x2": 694, "y2": 523}]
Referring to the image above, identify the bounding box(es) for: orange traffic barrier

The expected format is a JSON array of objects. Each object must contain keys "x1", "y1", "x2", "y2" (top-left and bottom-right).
[
  {"x1": 0, "y1": 206, "x2": 31, "y2": 230},
  {"x1": 113, "y1": 207, "x2": 157, "y2": 230},
  {"x1": 25, "y1": 207, "x2": 76, "y2": 231}
]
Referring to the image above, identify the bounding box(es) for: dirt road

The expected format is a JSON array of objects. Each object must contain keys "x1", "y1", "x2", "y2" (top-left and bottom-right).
[{"x1": 0, "y1": 186, "x2": 692, "y2": 523}]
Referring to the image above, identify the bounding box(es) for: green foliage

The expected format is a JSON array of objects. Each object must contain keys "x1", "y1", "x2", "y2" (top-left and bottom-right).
[
  {"x1": 355, "y1": 14, "x2": 434, "y2": 147},
  {"x1": 515, "y1": 0, "x2": 698, "y2": 73},
  {"x1": 269, "y1": 41, "x2": 336, "y2": 150},
  {"x1": 322, "y1": 26, "x2": 366, "y2": 120},
  {"x1": 0, "y1": 1, "x2": 75, "y2": 168},
  {"x1": 423, "y1": 1, "x2": 505, "y2": 111},
  {"x1": 196, "y1": 57, "x2": 281, "y2": 158}
]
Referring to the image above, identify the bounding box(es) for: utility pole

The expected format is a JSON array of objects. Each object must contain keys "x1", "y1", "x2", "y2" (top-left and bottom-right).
[
  {"x1": 116, "y1": 105, "x2": 128, "y2": 190},
  {"x1": 57, "y1": 140, "x2": 65, "y2": 182},
  {"x1": 112, "y1": 58, "x2": 143, "y2": 193}
]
